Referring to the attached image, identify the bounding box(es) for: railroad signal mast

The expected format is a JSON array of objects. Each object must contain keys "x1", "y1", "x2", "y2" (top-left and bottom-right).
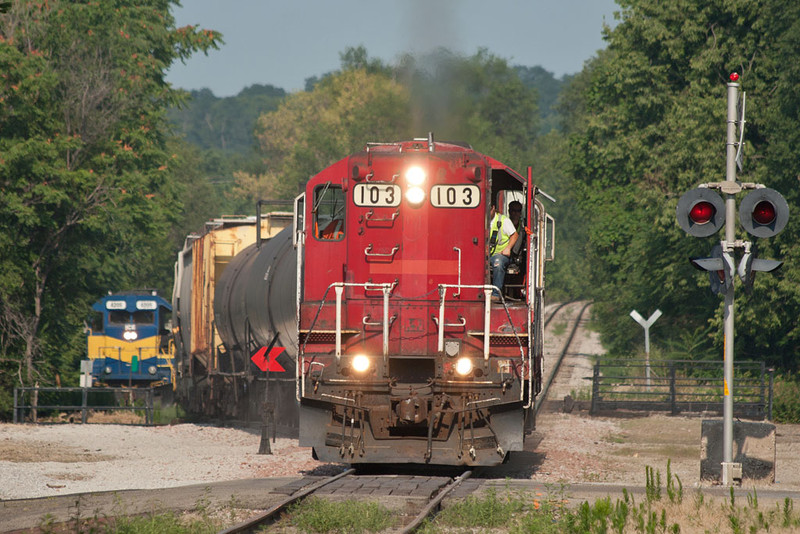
[{"x1": 675, "y1": 73, "x2": 789, "y2": 486}]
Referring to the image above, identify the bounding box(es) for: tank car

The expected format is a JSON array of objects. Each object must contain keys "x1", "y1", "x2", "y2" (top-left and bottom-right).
[
  {"x1": 172, "y1": 212, "x2": 298, "y2": 428},
  {"x1": 86, "y1": 290, "x2": 174, "y2": 386},
  {"x1": 294, "y1": 135, "x2": 553, "y2": 465}
]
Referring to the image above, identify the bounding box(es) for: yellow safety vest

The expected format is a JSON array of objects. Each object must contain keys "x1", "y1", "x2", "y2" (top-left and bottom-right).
[{"x1": 490, "y1": 214, "x2": 512, "y2": 255}]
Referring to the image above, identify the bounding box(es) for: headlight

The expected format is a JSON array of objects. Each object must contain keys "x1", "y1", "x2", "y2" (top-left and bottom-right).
[
  {"x1": 123, "y1": 331, "x2": 138, "y2": 341},
  {"x1": 352, "y1": 355, "x2": 370, "y2": 373},
  {"x1": 405, "y1": 186, "x2": 426, "y2": 205},
  {"x1": 104, "y1": 366, "x2": 112, "y2": 374},
  {"x1": 455, "y1": 357, "x2": 473, "y2": 377},
  {"x1": 148, "y1": 366, "x2": 157, "y2": 375},
  {"x1": 405, "y1": 166, "x2": 426, "y2": 185}
]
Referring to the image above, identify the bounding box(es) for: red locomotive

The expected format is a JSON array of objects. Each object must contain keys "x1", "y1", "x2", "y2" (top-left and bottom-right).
[{"x1": 295, "y1": 134, "x2": 553, "y2": 465}]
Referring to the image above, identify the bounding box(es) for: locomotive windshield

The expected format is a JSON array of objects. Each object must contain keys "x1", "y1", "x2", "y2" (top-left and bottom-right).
[
  {"x1": 313, "y1": 183, "x2": 345, "y2": 241},
  {"x1": 109, "y1": 310, "x2": 131, "y2": 325},
  {"x1": 107, "y1": 309, "x2": 156, "y2": 325},
  {"x1": 133, "y1": 310, "x2": 155, "y2": 324}
]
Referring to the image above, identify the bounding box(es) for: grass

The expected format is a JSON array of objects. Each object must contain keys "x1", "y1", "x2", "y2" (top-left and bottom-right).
[
  {"x1": 283, "y1": 496, "x2": 395, "y2": 533},
  {"x1": 569, "y1": 386, "x2": 592, "y2": 401},
  {"x1": 551, "y1": 321, "x2": 567, "y2": 336},
  {"x1": 37, "y1": 465, "x2": 800, "y2": 533},
  {"x1": 36, "y1": 489, "x2": 241, "y2": 534}
]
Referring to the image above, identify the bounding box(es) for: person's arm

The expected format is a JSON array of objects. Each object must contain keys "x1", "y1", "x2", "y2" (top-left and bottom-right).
[{"x1": 501, "y1": 232, "x2": 518, "y2": 256}]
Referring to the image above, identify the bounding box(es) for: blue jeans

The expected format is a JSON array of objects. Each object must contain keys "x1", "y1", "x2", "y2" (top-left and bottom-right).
[{"x1": 490, "y1": 254, "x2": 510, "y2": 297}]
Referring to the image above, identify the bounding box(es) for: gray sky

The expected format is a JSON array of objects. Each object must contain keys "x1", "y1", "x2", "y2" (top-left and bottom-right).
[{"x1": 166, "y1": 0, "x2": 620, "y2": 97}]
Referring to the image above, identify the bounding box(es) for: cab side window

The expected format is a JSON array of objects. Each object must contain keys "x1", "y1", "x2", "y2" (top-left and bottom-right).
[{"x1": 314, "y1": 184, "x2": 345, "y2": 241}]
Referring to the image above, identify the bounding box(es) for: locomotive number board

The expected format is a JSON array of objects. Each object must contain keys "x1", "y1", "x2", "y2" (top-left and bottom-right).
[
  {"x1": 353, "y1": 183, "x2": 481, "y2": 208},
  {"x1": 430, "y1": 185, "x2": 481, "y2": 208},
  {"x1": 353, "y1": 183, "x2": 401, "y2": 207}
]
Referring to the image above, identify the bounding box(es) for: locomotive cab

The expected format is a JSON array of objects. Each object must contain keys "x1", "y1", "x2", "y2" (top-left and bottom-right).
[
  {"x1": 86, "y1": 291, "x2": 175, "y2": 387},
  {"x1": 294, "y1": 136, "x2": 552, "y2": 466}
]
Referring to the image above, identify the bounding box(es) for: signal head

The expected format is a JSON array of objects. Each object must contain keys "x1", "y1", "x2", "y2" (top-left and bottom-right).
[
  {"x1": 676, "y1": 188, "x2": 726, "y2": 237},
  {"x1": 690, "y1": 244, "x2": 733, "y2": 295},
  {"x1": 739, "y1": 188, "x2": 789, "y2": 238}
]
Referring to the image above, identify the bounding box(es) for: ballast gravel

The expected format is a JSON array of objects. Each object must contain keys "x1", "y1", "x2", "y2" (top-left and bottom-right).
[{"x1": 0, "y1": 423, "x2": 338, "y2": 500}]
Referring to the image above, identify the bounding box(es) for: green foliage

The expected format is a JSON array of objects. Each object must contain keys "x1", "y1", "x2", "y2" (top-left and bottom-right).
[
  {"x1": 432, "y1": 487, "x2": 527, "y2": 529},
  {"x1": 772, "y1": 372, "x2": 800, "y2": 423},
  {"x1": 108, "y1": 512, "x2": 219, "y2": 534},
  {"x1": 167, "y1": 84, "x2": 286, "y2": 153},
  {"x1": 645, "y1": 465, "x2": 662, "y2": 502},
  {"x1": 227, "y1": 51, "x2": 412, "y2": 208},
  {"x1": 419, "y1": 487, "x2": 563, "y2": 534},
  {"x1": 288, "y1": 497, "x2": 394, "y2": 533},
  {"x1": 0, "y1": 0, "x2": 221, "y2": 406},
  {"x1": 515, "y1": 65, "x2": 570, "y2": 133},
  {"x1": 562, "y1": 0, "x2": 800, "y2": 366},
  {"x1": 665, "y1": 459, "x2": 683, "y2": 504}
]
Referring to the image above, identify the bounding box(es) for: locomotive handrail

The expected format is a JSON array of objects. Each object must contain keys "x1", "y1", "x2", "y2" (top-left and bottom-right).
[
  {"x1": 364, "y1": 172, "x2": 399, "y2": 183},
  {"x1": 363, "y1": 314, "x2": 397, "y2": 327},
  {"x1": 437, "y1": 284, "x2": 527, "y2": 403},
  {"x1": 431, "y1": 315, "x2": 466, "y2": 328},
  {"x1": 330, "y1": 281, "x2": 396, "y2": 363},
  {"x1": 364, "y1": 244, "x2": 400, "y2": 259},
  {"x1": 453, "y1": 247, "x2": 462, "y2": 296},
  {"x1": 364, "y1": 209, "x2": 399, "y2": 223}
]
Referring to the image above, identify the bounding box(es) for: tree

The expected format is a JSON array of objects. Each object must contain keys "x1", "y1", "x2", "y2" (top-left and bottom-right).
[
  {"x1": 565, "y1": 0, "x2": 800, "y2": 366},
  {"x1": 231, "y1": 64, "x2": 411, "y2": 207},
  {"x1": 0, "y1": 0, "x2": 221, "y2": 400},
  {"x1": 167, "y1": 84, "x2": 286, "y2": 152},
  {"x1": 515, "y1": 65, "x2": 567, "y2": 133}
]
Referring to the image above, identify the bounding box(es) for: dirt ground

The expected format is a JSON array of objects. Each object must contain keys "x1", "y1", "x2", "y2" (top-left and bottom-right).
[{"x1": 527, "y1": 411, "x2": 800, "y2": 491}]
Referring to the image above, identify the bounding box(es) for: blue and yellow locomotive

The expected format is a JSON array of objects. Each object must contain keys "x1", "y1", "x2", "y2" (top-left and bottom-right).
[{"x1": 86, "y1": 291, "x2": 175, "y2": 386}]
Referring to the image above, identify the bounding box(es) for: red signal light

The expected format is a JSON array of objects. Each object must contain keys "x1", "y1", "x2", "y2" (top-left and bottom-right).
[
  {"x1": 689, "y1": 201, "x2": 715, "y2": 224},
  {"x1": 752, "y1": 200, "x2": 776, "y2": 225}
]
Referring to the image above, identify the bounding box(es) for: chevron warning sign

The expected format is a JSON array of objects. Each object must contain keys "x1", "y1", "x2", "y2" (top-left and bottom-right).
[{"x1": 250, "y1": 346, "x2": 286, "y2": 372}]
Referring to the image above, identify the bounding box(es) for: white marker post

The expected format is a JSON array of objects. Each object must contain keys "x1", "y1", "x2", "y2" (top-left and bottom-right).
[{"x1": 629, "y1": 309, "x2": 662, "y2": 391}]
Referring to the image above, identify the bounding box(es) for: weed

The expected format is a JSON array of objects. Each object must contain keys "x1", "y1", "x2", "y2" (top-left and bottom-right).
[
  {"x1": 784, "y1": 497, "x2": 795, "y2": 527},
  {"x1": 645, "y1": 464, "x2": 662, "y2": 502},
  {"x1": 112, "y1": 511, "x2": 219, "y2": 533},
  {"x1": 746, "y1": 489, "x2": 758, "y2": 510},
  {"x1": 287, "y1": 497, "x2": 394, "y2": 533},
  {"x1": 552, "y1": 321, "x2": 567, "y2": 336},
  {"x1": 432, "y1": 487, "x2": 526, "y2": 528},
  {"x1": 665, "y1": 459, "x2": 683, "y2": 504}
]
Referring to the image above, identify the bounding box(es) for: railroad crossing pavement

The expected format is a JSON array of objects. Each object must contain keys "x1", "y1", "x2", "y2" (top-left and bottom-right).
[{"x1": 0, "y1": 478, "x2": 296, "y2": 533}]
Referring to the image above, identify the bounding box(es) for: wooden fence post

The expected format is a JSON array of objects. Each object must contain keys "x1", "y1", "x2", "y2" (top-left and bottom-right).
[
  {"x1": 669, "y1": 362, "x2": 678, "y2": 415},
  {"x1": 81, "y1": 387, "x2": 88, "y2": 424},
  {"x1": 590, "y1": 364, "x2": 600, "y2": 415}
]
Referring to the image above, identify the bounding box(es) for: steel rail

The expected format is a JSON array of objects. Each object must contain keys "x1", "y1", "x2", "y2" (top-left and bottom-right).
[
  {"x1": 398, "y1": 470, "x2": 473, "y2": 534},
  {"x1": 534, "y1": 301, "x2": 592, "y2": 417},
  {"x1": 218, "y1": 468, "x2": 355, "y2": 534}
]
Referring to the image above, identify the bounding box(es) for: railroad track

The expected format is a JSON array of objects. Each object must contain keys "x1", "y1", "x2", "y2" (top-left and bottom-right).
[
  {"x1": 535, "y1": 300, "x2": 592, "y2": 417},
  {"x1": 219, "y1": 470, "x2": 473, "y2": 533}
]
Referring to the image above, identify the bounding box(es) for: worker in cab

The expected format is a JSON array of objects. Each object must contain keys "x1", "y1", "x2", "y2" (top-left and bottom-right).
[{"x1": 488, "y1": 202, "x2": 518, "y2": 300}]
